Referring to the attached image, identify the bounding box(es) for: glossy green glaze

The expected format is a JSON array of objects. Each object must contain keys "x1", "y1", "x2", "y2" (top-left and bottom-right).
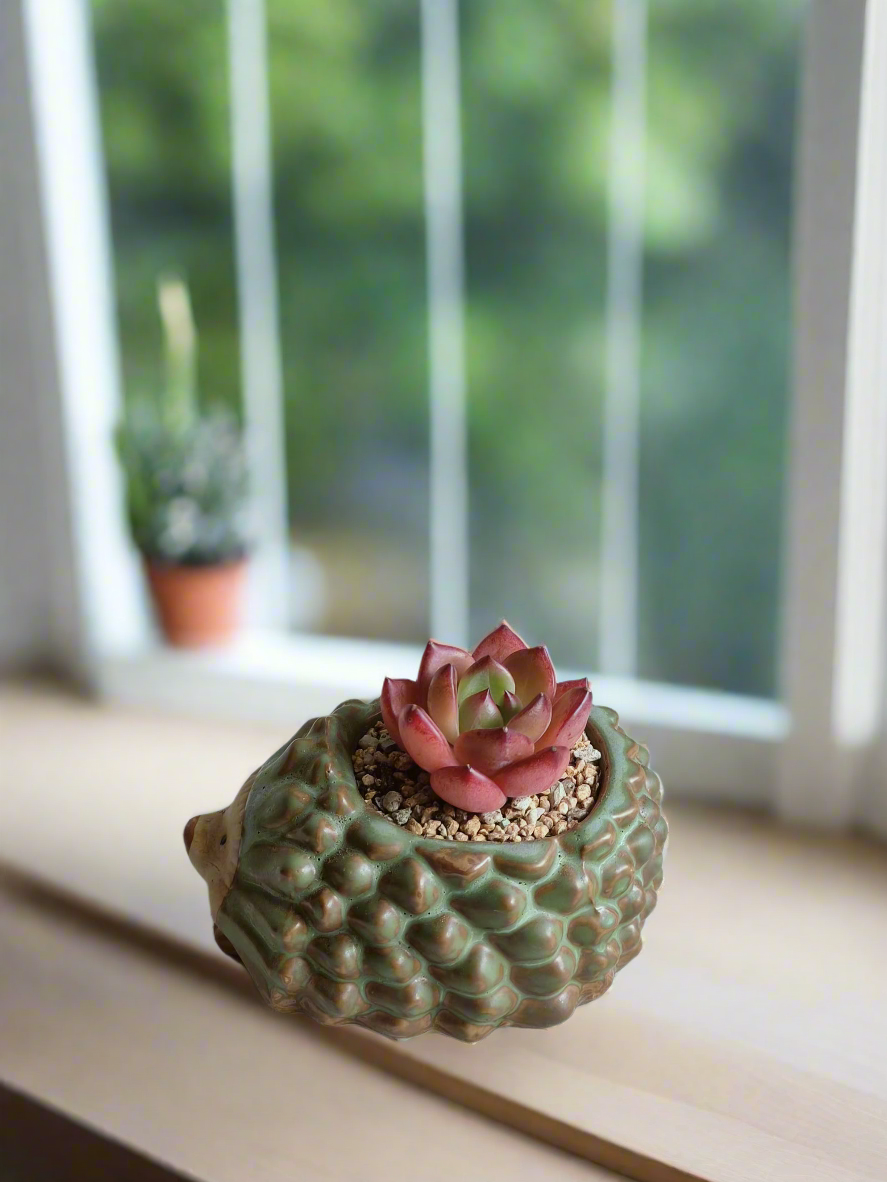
[{"x1": 210, "y1": 699, "x2": 667, "y2": 1042}]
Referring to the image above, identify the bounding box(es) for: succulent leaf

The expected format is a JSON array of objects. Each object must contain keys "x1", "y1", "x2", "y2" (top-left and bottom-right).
[
  {"x1": 426, "y1": 663, "x2": 460, "y2": 744},
  {"x1": 417, "y1": 641, "x2": 474, "y2": 699},
  {"x1": 380, "y1": 677, "x2": 418, "y2": 746},
  {"x1": 538, "y1": 687, "x2": 593, "y2": 750},
  {"x1": 381, "y1": 624, "x2": 594, "y2": 815},
  {"x1": 453, "y1": 728, "x2": 534, "y2": 776},
  {"x1": 504, "y1": 646, "x2": 557, "y2": 704},
  {"x1": 430, "y1": 765, "x2": 507, "y2": 812},
  {"x1": 508, "y1": 692, "x2": 552, "y2": 743},
  {"x1": 458, "y1": 689, "x2": 504, "y2": 732},
  {"x1": 499, "y1": 690, "x2": 522, "y2": 723},
  {"x1": 397, "y1": 704, "x2": 457, "y2": 772},
  {"x1": 554, "y1": 677, "x2": 592, "y2": 702},
  {"x1": 471, "y1": 620, "x2": 528, "y2": 663},
  {"x1": 493, "y1": 745, "x2": 570, "y2": 798},
  {"x1": 456, "y1": 655, "x2": 515, "y2": 707}
]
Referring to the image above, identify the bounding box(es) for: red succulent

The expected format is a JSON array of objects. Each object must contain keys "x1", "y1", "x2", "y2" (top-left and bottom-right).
[{"x1": 380, "y1": 621, "x2": 592, "y2": 813}]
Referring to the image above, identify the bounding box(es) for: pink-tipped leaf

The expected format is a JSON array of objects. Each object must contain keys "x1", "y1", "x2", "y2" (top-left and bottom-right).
[
  {"x1": 554, "y1": 677, "x2": 592, "y2": 702},
  {"x1": 499, "y1": 690, "x2": 522, "y2": 723},
  {"x1": 430, "y1": 765, "x2": 507, "y2": 813},
  {"x1": 426, "y1": 663, "x2": 460, "y2": 743},
  {"x1": 457, "y1": 655, "x2": 515, "y2": 707},
  {"x1": 380, "y1": 677, "x2": 417, "y2": 745},
  {"x1": 416, "y1": 641, "x2": 474, "y2": 701},
  {"x1": 508, "y1": 692, "x2": 552, "y2": 743},
  {"x1": 458, "y1": 688, "x2": 504, "y2": 732},
  {"x1": 504, "y1": 645, "x2": 556, "y2": 704},
  {"x1": 453, "y1": 727, "x2": 534, "y2": 776},
  {"x1": 471, "y1": 620, "x2": 528, "y2": 663},
  {"x1": 538, "y1": 687, "x2": 592, "y2": 750},
  {"x1": 397, "y1": 704, "x2": 457, "y2": 772},
  {"x1": 493, "y1": 746, "x2": 570, "y2": 798}
]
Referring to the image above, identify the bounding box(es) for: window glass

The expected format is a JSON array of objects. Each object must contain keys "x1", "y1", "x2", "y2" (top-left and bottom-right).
[
  {"x1": 269, "y1": 0, "x2": 430, "y2": 642},
  {"x1": 93, "y1": 0, "x2": 804, "y2": 692},
  {"x1": 463, "y1": 0, "x2": 803, "y2": 694},
  {"x1": 92, "y1": 0, "x2": 240, "y2": 414},
  {"x1": 637, "y1": 1, "x2": 803, "y2": 695},
  {"x1": 462, "y1": 0, "x2": 609, "y2": 671}
]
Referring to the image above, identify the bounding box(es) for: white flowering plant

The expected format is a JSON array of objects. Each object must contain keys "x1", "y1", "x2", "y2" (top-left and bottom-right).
[
  {"x1": 117, "y1": 406, "x2": 249, "y2": 565},
  {"x1": 116, "y1": 277, "x2": 250, "y2": 566}
]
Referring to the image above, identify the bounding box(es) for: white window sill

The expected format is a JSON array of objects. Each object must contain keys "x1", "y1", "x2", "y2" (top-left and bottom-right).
[
  {"x1": 2, "y1": 680, "x2": 885, "y2": 1182},
  {"x1": 95, "y1": 629, "x2": 788, "y2": 805}
]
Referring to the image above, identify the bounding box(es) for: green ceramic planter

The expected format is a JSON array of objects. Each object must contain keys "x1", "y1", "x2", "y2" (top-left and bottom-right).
[{"x1": 185, "y1": 698, "x2": 667, "y2": 1042}]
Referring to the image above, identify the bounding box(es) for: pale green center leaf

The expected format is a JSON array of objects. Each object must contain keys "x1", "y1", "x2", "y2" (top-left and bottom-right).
[{"x1": 456, "y1": 658, "x2": 515, "y2": 707}]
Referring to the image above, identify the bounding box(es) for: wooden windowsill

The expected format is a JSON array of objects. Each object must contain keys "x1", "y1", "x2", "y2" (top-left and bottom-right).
[
  {"x1": 2, "y1": 680, "x2": 886, "y2": 1181},
  {"x1": 0, "y1": 873, "x2": 619, "y2": 1182}
]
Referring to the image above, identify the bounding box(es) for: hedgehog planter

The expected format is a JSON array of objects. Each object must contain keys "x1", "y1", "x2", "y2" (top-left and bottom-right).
[{"x1": 185, "y1": 698, "x2": 666, "y2": 1042}]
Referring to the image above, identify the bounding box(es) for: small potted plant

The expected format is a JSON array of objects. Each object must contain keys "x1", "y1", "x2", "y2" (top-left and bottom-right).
[
  {"x1": 185, "y1": 622, "x2": 667, "y2": 1041},
  {"x1": 116, "y1": 278, "x2": 250, "y2": 647}
]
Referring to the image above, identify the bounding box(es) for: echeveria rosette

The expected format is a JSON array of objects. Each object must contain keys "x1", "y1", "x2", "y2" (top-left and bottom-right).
[{"x1": 380, "y1": 621, "x2": 593, "y2": 812}]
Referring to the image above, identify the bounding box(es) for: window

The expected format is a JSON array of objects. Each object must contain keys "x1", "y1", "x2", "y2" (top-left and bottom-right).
[
  {"x1": 91, "y1": 0, "x2": 802, "y2": 693},
  {"x1": 7, "y1": 0, "x2": 887, "y2": 827}
]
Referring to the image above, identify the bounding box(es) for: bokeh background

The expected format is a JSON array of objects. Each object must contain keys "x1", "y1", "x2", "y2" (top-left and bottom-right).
[{"x1": 91, "y1": 0, "x2": 802, "y2": 695}]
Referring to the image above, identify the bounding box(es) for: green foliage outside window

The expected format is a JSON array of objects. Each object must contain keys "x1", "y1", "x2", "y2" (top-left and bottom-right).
[{"x1": 91, "y1": 0, "x2": 803, "y2": 694}]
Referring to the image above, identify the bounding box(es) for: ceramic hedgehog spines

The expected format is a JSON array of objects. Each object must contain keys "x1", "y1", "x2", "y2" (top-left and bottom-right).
[{"x1": 186, "y1": 696, "x2": 667, "y2": 1042}]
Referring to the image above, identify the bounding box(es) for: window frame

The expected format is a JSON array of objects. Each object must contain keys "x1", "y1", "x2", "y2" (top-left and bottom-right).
[
  {"x1": 3, "y1": 0, "x2": 885, "y2": 828},
  {"x1": 780, "y1": 0, "x2": 887, "y2": 832}
]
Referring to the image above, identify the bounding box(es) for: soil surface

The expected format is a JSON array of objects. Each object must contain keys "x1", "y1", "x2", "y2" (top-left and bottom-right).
[{"x1": 351, "y1": 722, "x2": 601, "y2": 842}]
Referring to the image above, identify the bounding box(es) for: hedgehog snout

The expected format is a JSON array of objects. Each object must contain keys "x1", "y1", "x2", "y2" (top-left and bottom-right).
[{"x1": 185, "y1": 778, "x2": 254, "y2": 920}]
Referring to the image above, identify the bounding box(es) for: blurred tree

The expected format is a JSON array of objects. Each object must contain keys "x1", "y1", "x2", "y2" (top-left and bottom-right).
[
  {"x1": 91, "y1": 0, "x2": 803, "y2": 691},
  {"x1": 92, "y1": 0, "x2": 240, "y2": 410}
]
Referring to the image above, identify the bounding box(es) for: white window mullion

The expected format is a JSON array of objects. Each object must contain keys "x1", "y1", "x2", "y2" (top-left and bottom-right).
[
  {"x1": 420, "y1": 0, "x2": 470, "y2": 648},
  {"x1": 834, "y1": 0, "x2": 887, "y2": 752},
  {"x1": 779, "y1": 0, "x2": 882, "y2": 829},
  {"x1": 599, "y1": 0, "x2": 647, "y2": 677},
  {"x1": 226, "y1": 0, "x2": 290, "y2": 629}
]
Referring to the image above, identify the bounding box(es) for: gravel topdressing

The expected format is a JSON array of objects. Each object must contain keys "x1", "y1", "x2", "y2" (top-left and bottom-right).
[{"x1": 351, "y1": 721, "x2": 602, "y2": 842}]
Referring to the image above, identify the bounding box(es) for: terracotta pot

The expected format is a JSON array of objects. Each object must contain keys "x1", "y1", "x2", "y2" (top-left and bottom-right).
[
  {"x1": 145, "y1": 558, "x2": 247, "y2": 648},
  {"x1": 185, "y1": 699, "x2": 667, "y2": 1042}
]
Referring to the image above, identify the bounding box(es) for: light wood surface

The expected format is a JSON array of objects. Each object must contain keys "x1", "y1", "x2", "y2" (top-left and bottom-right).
[
  {"x1": 2, "y1": 681, "x2": 887, "y2": 1181},
  {"x1": 0, "y1": 879, "x2": 616, "y2": 1182}
]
